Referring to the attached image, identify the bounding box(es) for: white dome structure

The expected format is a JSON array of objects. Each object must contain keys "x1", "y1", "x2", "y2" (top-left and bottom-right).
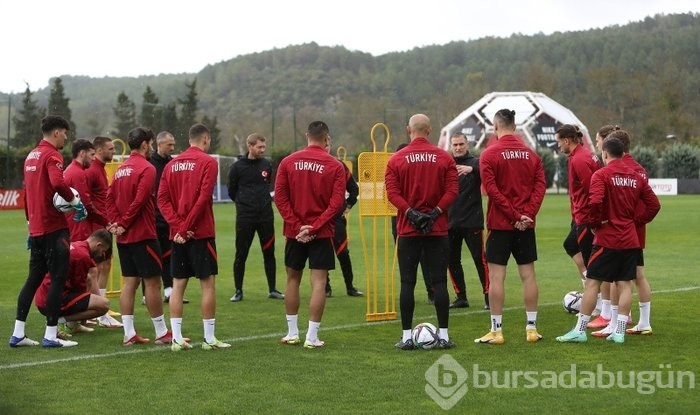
[{"x1": 438, "y1": 91, "x2": 595, "y2": 152}]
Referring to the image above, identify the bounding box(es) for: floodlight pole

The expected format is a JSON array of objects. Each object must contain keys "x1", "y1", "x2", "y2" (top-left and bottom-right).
[{"x1": 5, "y1": 94, "x2": 10, "y2": 186}]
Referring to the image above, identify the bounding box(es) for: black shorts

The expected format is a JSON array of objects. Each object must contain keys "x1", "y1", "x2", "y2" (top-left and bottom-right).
[
  {"x1": 38, "y1": 291, "x2": 90, "y2": 317},
  {"x1": 637, "y1": 250, "x2": 645, "y2": 267},
  {"x1": 563, "y1": 221, "x2": 579, "y2": 257},
  {"x1": 171, "y1": 238, "x2": 218, "y2": 279},
  {"x1": 284, "y1": 237, "x2": 335, "y2": 271},
  {"x1": 117, "y1": 240, "x2": 162, "y2": 278},
  {"x1": 575, "y1": 223, "x2": 594, "y2": 265},
  {"x1": 485, "y1": 229, "x2": 538, "y2": 265},
  {"x1": 586, "y1": 246, "x2": 639, "y2": 282}
]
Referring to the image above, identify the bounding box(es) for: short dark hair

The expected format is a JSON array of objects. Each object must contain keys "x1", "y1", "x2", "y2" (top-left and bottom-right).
[
  {"x1": 90, "y1": 228, "x2": 113, "y2": 246},
  {"x1": 494, "y1": 109, "x2": 516, "y2": 129},
  {"x1": 127, "y1": 127, "x2": 155, "y2": 150},
  {"x1": 307, "y1": 121, "x2": 329, "y2": 141},
  {"x1": 71, "y1": 139, "x2": 94, "y2": 159},
  {"x1": 41, "y1": 115, "x2": 70, "y2": 135},
  {"x1": 607, "y1": 129, "x2": 631, "y2": 153},
  {"x1": 602, "y1": 136, "x2": 625, "y2": 158},
  {"x1": 597, "y1": 124, "x2": 621, "y2": 140},
  {"x1": 189, "y1": 123, "x2": 210, "y2": 141},
  {"x1": 93, "y1": 136, "x2": 112, "y2": 149}
]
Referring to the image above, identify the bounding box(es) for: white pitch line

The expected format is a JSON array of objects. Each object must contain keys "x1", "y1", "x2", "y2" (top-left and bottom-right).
[{"x1": 2, "y1": 285, "x2": 698, "y2": 371}]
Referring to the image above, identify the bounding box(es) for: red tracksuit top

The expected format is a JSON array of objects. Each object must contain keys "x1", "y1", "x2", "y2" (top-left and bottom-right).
[
  {"x1": 274, "y1": 144, "x2": 346, "y2": 239},
  {"x1": 24, "y1": 140, "x2": 73, "y2": 236},
  {"x1": 106, "y1": 152, "x2": 157, "y2": 243},
  {"x1": 479, "y1": 134, "x2": 546, "y2": 231},
  {"x1": 568, "y1": 145, "x2": 602, "y2": 226},
  {"x1": 157, "y1": 146, "x2": 218, "y2": 239},
  {"x1": 589, "y1": 158, "x2": 660, "y2": 249},
  {"x1": 34, "y1": 240, "x2": 94, "y2": 308},
  {"x1": 84, "y1": 158, "x2": 110, "y2": 227},
  {"x1": 385, "y1": 137, "x2": 459, "y2": 237},
  {"x1": 64, "y1": 160, "x2": 94, "y2": 241},
  {"x1": 621, "y1": 153, "x2": 651, "y2": 248}
]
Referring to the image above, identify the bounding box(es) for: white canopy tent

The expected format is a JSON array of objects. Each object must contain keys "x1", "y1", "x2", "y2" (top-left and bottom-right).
[{"x1": 438, "y1": 91, "x2": 595, "y2": 152}]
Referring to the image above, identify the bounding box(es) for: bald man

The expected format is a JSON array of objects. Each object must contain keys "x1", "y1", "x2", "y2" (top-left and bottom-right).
[{"x1": 385, "y1": 113, "x2": 459, "y2": 350}]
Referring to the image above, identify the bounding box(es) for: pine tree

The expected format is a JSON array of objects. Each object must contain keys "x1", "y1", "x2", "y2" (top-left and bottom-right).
[
  {"x1": 48, "y1": 78, "x2": 77, "y2": 138},
  {"x1": 12, "y1": 85, "x2": 46, "y2": 149},
  {"x1": 201, "y1": 115, "x2": 221, "y2": 153},
  {"x1": 113, "y1": 91, "x2": 136, "y2": 140},
  {"x1": 176, "y1": 79, "x2": 198, "y2": 151},
  {"x1": 140, "y1": 86, "x2": 163, "y2": 133}
]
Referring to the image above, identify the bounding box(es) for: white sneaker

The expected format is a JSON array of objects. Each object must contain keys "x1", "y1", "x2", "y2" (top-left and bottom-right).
[
  {"x1": 98, "y1": 314, "x2": 123, "y2": 328},
  {"x1": 42, "y1": 338, "x2": 78, "y2": 347}
]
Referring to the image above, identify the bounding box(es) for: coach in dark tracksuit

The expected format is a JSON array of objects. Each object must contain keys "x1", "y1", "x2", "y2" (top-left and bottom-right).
[
  {"x1": 447, "y1": 133, "x2": 490, "y2": 310},
  {"x1": 325, "y1": 163, "x2": 364, "y2": 297},
  {"x1": 228, "y1": 134, "x2": 283, "y2": 302}
]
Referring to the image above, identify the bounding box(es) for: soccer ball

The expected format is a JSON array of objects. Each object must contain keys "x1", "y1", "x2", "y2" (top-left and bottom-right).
[
  {"x1": 53, "y1": 187, "x2": 80, "y2": 213},
  {"x1": 563, "y1": 291, "x2": 583, "y2": 314},
  {"x1": 411, "y1": 322, "x2": 439, "y2": 350}
]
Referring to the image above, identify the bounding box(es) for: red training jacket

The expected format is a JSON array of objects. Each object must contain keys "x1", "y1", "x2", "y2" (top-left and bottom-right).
[
  {"x1": 274, "y1": 145, "x2": 346, "y2": 239},
  {"x1": 621, "y1": 153, "x2": 651, "y2": 248},
  {"x1": 84, "y1": 158, "x2": 110, "y2": 227},
  {"x1": 157, "y1": 146, "x2": 218, "y2": 239},
  {"x1": 385, "y1": 137, "x2": 458, "y2": 237},
  {"x1": 106, "y1": 152, "x2": 157, "y2": 243},
  {"x1": 34, "y1": 240, "x2": 95, "y2": 308},
  {"x1": 589, "y1": 158, "x2": 660, "y2": 249},
  {"x1": 568, "y1": 145, "x2": 602, "y2": 225},
  {"x1": 479, "y1": 134, "x2": 546, "y2": 231},
  {"x1": 24, "y1": 140, "x2": 73, "y2": 236},
  {"x1": 64, "y1": 160, "x2": 93, "y2": 241}
]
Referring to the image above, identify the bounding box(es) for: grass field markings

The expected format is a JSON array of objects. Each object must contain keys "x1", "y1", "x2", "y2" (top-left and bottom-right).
[{"x1": 2, "y1": 285, "x2": 697, "y2": 371}]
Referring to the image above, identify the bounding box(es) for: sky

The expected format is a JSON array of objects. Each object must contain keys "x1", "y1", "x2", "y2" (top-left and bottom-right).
[{"x1": 2, "y1": 0, "x2": 699, "y2": 93}]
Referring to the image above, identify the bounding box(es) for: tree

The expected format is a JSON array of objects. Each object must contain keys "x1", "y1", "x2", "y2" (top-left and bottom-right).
[
  {"x1": 48, "y1": 78, "x2": 77, "y2": 138},
  {"x1": 176, "y1": 79, "x2": 198, "y2": 151},
  {"x1": 12, "y1": 85, "x2": 46, "y2": 149},
  {"x1": 140, "y1": 86, "x2": 163, "y2": 133},
  {"x1": 113, "y1": 91, "x2": 136, "y2": 140},
  {"x1": 201, "y1": 115, "x2": 221, "y2": 153}
]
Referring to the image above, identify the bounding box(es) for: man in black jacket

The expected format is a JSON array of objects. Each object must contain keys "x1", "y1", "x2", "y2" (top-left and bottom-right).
[
  {"x1": 148, "y1": 131, "x2": 188, "y2": 304},
  {"x1": 447, "y1": 132, "x2": 490, "y2": 310},
  {"x1": 324, "y1": 140, "x2": 363, "y2": 297},
  {"x1": 228, "y1": 133, "x2": 283, "y2": 302}
]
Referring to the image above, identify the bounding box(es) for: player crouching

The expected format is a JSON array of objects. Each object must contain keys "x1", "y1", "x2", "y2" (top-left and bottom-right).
[{"x1": 33, "y1": 229, "x2": 113, "y2": 347}]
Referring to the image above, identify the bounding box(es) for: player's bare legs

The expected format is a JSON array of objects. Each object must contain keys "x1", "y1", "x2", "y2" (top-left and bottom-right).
[
  {"x1": 308, "y1": 269, "x2": 328, "y2": 322},
  {"x1": 281, "y1": 268, "x2": 302, "y2": 345}
]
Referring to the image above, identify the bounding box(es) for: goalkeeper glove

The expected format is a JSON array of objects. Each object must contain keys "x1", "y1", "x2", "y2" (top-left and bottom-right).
[
  {"x1": 406, "y1": 208, "x2": 430, "y2": 234},
  {"x1": 420, "y1": 207, "x2": 442, "y2": 234},
  {"x1": 71, "y1": 198, "x2": 88, "y2": 222}
]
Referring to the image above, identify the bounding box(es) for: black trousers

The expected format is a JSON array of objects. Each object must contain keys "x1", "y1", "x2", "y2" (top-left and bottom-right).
[
  {"x1": 397, "y1": 235, "x2": 449, "y2": 330},
  {"x1": 233, "y1": 220, "x2": 277, "y2": 292},
  {"x1": 448, "y1": 227, "x2": 489, "y2": 299},
  {"x1": 18, "y1": 228, "x2": 70, "y2": 326}
]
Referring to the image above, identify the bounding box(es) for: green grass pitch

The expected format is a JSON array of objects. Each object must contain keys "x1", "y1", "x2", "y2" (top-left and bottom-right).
[{"x1": 0, "y1": 194, "x2": 697, "y2": 414}]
